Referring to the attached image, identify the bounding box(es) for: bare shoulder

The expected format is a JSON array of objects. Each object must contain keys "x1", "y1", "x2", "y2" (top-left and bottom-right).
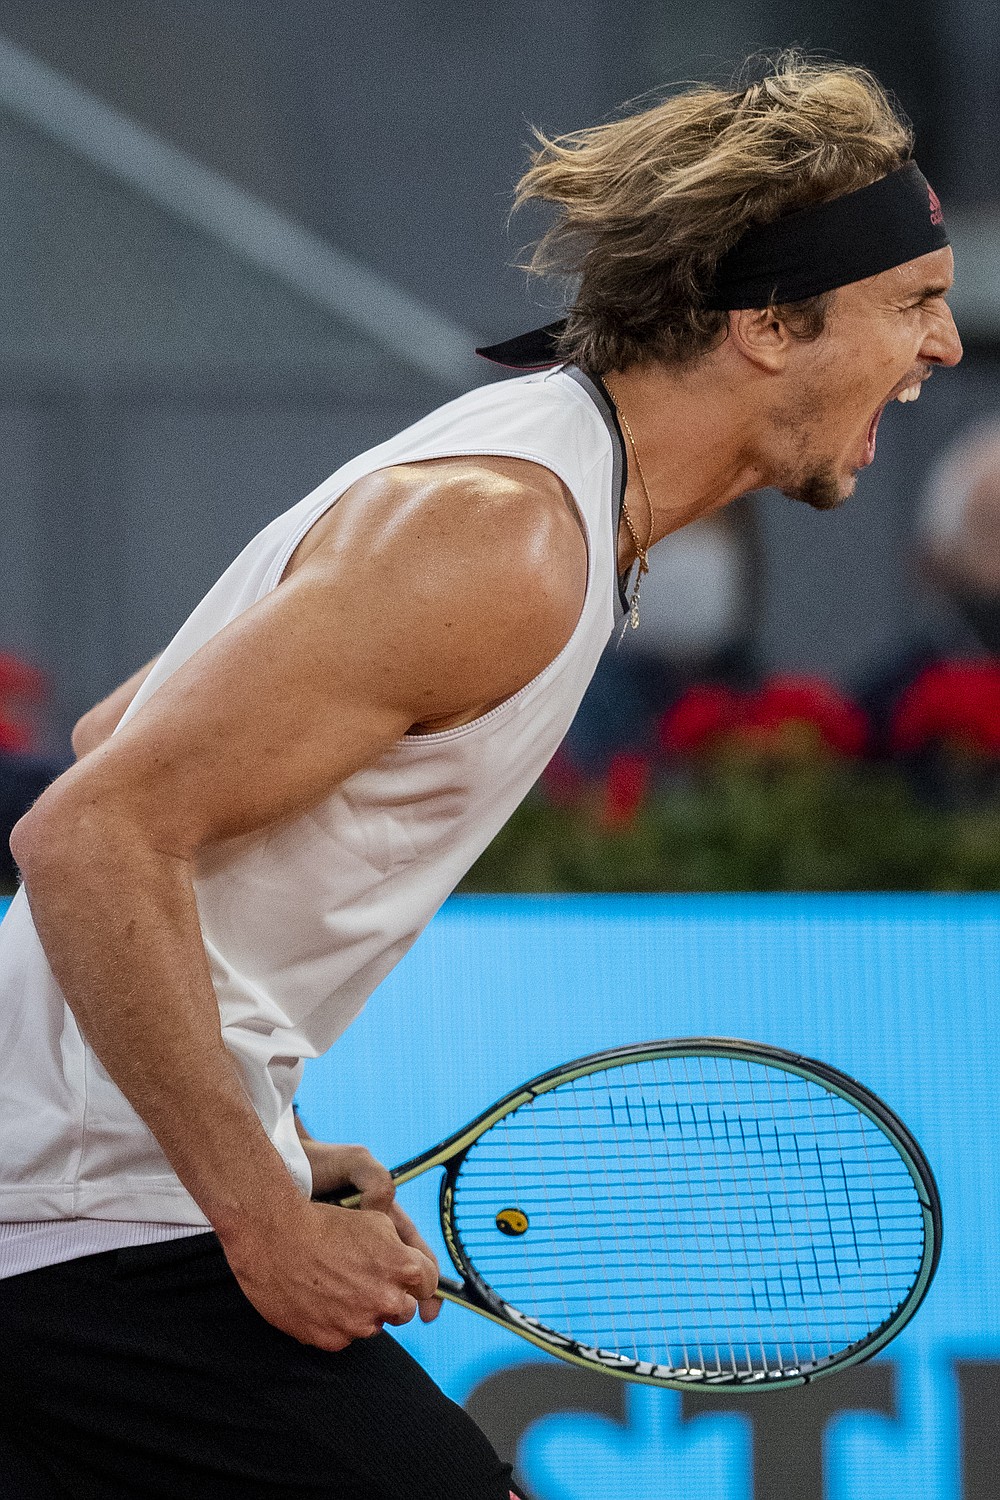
[
  {"x1": 17, "y1": 456, "x2": 591, "y2": 852},
  {"x1": 286, "y1": 455, "x2": 589, "y2": 727},
  {"x1": 288, "y1": 456, "x2": 585, "y2": 590}
]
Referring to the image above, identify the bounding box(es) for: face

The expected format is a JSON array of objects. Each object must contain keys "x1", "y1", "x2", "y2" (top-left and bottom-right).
[{"x1": 766, "y1": 246, "x2": 962, "y2": 511}]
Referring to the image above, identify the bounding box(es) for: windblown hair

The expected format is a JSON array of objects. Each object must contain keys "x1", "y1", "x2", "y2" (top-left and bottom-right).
[{"x1": 515, "y1": 53, "x2": 914, "y2": 372}]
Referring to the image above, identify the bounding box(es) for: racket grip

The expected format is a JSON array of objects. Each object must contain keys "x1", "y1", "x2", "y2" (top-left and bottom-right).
[{"x1": 317, "y1": 1187, "x2": 362, "y2": 1208}]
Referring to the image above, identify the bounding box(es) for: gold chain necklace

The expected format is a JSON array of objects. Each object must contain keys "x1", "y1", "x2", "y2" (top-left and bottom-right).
[{"x1": 606, "y1": 390, "x2": 654, "y2": 630}]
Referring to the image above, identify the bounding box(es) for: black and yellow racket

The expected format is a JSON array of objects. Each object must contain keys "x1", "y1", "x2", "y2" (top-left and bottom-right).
[{"x1": 336, "y1": 1038, "x2": 940, "y2": 1390}]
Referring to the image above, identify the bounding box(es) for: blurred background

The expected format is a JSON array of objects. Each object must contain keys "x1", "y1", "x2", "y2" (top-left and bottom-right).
[{"x1": 2, "y1": 0, "x2": 1000, "y2": 892}]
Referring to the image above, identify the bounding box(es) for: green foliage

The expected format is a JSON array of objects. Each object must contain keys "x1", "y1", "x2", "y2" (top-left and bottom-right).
[
  {"x1": 8, "y1": 760, "x2": 991, "y2": 900},
  {"x1": 460, "y1": 757, "x2": 1000, "y2": 893}
]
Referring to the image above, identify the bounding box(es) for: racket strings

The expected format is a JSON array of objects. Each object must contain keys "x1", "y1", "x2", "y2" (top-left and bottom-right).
[{"x1": 449, "y1": 1055, "x2": 925, "y2": 1380}]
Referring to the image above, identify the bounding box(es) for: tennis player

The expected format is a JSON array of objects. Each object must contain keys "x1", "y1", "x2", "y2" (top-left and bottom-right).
[{"x1": 0, "y1": 53, "x2": 960, "y2": 1498}]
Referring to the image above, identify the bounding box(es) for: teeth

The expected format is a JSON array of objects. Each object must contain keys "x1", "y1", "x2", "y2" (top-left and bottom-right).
[{"x1": 897, "y1": 384, "x2": 922, "y2": 403}]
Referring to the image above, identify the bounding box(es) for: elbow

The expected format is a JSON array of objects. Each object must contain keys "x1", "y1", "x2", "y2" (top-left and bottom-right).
[
  {"x1": 9, "y1": 783, "x2": 95, "y2": 885},
  {"x1": 70, "y1": 709, "x2": 101, "y2": 760},
  {"x1": 9, "y1": 795, "x2": 59, "y2": 882},
  {"x1": 12, "y1": 784, "x2": 178, "y2": 892},
  {"x1": 70, "y1": 717, "x2": 89, "y2": 760}
]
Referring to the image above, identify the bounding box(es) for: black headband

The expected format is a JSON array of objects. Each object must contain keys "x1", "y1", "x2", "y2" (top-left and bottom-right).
[
  {"x1": 707, "y1": 160, "x2": 948, "y2": 308},
  {"x1": 478, "y1": 160, "x2": 949, "y2": 368}
]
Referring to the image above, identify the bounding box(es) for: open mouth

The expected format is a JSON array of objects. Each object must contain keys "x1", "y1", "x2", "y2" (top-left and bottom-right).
[{"x1": 864, "y1": 374, "x2": 928, "y2": 466}]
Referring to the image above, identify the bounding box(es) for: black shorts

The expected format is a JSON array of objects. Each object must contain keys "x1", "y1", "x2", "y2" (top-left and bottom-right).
[{"x1": 0, "y1": 1232, "x2": 514, "y2": 1499}]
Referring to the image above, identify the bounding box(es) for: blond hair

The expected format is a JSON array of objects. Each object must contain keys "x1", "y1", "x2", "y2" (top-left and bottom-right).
[{"x1": 515, "y1": 53, "x2": 914, "y2": 371}]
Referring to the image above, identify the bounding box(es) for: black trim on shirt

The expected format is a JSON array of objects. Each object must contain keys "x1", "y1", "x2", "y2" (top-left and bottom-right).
[
  {"x1": 475, "y1": 332, "x2": 630, "y2": 617},
  {"x1": 563, "y1": 367, "x2": 631, "y2": 618}
]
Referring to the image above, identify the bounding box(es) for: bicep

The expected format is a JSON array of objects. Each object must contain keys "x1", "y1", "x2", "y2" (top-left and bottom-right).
[
  {"x1": 30, "y1": 464, "x2": 585, "y2": 859},
  {"x1": 39, "y1": 579, "x2": 417, "y2": 858}
]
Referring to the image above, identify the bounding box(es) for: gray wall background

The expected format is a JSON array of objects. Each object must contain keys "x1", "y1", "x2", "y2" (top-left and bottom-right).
[{"x1": 0, "y1": 0, "x2": 998, "y2": 746}]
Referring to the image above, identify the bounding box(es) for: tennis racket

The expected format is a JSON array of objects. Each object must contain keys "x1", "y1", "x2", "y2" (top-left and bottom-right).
[{"x1": 334, "y1": 1037, "x2": 940, "y2": 1391}]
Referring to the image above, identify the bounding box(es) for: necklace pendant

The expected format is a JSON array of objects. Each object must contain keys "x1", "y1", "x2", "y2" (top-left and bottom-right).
[{"x1": 630, "y1": 598, "x2": 640, "y2": 630}]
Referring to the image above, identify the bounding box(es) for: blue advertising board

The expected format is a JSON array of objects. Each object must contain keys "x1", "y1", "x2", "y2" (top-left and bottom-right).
[
  {"x1": 295, "y1": 895, "x2": 1000, "y2": 1500},
  {"x1": 3, "y1": 892, "x2": 998, "y2": 1497}
]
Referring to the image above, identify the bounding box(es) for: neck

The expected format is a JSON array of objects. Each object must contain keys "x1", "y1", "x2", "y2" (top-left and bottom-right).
[{"x1": 602, "y1": 354, "x2": 764, "y2": 574}]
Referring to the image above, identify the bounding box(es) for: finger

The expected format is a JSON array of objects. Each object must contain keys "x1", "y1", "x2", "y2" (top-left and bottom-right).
[
  {"x1": 311, "y1": 1330, "x2": 353, "y2": 1353},
  {"x1": 387, "y1": 1202, "x2": 440, "y2": 1274},
  {"x1": 400, "y1": 1247, "x2": 440, "y2": 1303},
  {"x1": 418, "y1": 1291, "x2": 443, "y2": 1323},
  {"x1": 382, "y1": 1293, "x2": 419, "y2": 1328},
  {"x1": 348, "y1": 1149, "x2": 396, "y2": 1212},
  {"x1": 306, "y1": 1145, "x2": 395, "y2": 1205}
]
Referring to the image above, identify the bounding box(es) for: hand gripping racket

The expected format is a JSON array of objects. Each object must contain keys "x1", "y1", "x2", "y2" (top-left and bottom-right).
[{"x1": 336, "y1": 1038, "x2": 940, "y2": 1390}]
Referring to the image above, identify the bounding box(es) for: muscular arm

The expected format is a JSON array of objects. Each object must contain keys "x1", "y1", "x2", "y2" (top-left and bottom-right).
[
  {"x1": 11, "y1": 457, "x2": 586, "y2": 1348},
  {"x1": 71, "y1": 656, "x2": 160, "y2": 759}
]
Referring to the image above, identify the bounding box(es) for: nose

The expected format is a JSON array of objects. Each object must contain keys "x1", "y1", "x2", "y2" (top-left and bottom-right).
[{"x1": 923, "y1": 303, "x2": 963, "y2": 369}]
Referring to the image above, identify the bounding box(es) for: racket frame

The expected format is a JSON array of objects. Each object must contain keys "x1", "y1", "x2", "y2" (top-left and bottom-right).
[{"x1": 357, "y1": 1037, "x2": 942, "y2": 1391}]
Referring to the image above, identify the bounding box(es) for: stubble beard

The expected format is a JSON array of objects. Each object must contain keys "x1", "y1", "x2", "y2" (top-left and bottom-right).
[
  {"x1": 777, "y1": 464, "x2": 849, "y2": 512},
  {"x1": 771, "y1": 386, "x2": 851, "y2": 513}
]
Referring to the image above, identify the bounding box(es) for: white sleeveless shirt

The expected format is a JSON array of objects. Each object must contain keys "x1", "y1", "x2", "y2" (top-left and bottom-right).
[{"x1": 0, "y1": 366, "x2": 627, "y2": 1261}]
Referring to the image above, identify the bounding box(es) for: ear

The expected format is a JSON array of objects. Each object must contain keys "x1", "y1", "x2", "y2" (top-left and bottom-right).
[{"x1": 727, "y1": 307, "x2": 795, "y2": 373}]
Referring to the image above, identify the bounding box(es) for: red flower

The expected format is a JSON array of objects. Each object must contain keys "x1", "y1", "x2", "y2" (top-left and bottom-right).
[
  {"x1": 658, "y1": 685, "x2": 740, "y2": 756},
  {"x1": 0, "y1": 653, "x2": 46, "y2": 702},
  {"x1": 541, "y1": 748, "x2": 585, "y2": 807},
  {"x1": 0, "y1": 716, "x2": 32, "y2": 753},
  {"x1": 659, "y1": 677, "x2": 868, "y2": 760},
  {"x1": 602, "y1": 752, "x2": 651, "y2": 827},
  {"x1": 735, "y1": 676, "x2": 869, "y2": 758},
  {"x1": 890, "y1": 660, "x2": 1000, "y2": 757}
]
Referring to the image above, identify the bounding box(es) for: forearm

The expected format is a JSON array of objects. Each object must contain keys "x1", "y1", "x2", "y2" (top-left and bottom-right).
[
  {"x1": 72, "y1": 656, "x2": 161, "y2": 759},
  {"x1": 13, "y1": 811, "x2": 304, "y2": 1245}
]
